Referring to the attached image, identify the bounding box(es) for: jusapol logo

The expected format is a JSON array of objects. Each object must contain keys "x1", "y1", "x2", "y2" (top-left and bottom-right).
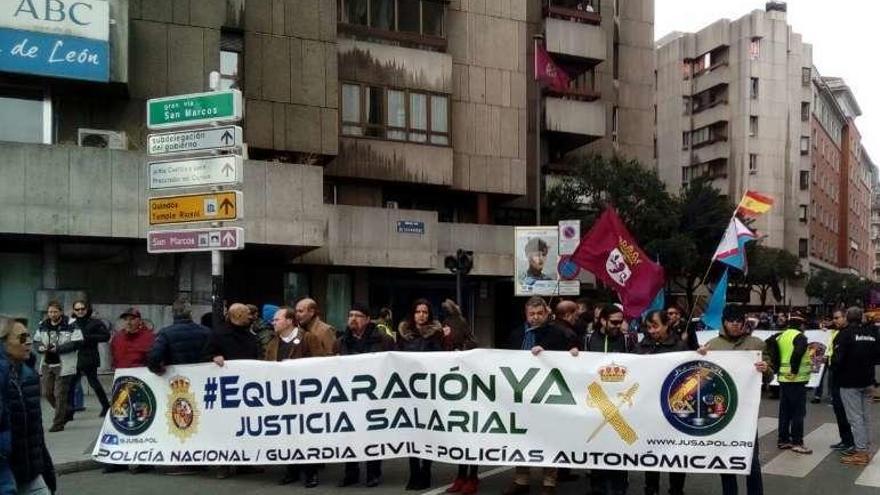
[
  {"x1": 100, "y1": 433, "x2": 118, "y2": 445},
  {"x1": 660, "y1": 361, "x2": 738, "y2": 437},
  {"x1": 109, "y1": 376, "x2": 157, "y2": 436}
]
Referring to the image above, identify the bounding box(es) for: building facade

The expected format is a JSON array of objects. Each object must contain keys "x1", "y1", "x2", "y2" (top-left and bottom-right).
[
  {"x1": 0, "y1": 0, "x2": 655, "y2": 344},
  {"x1": 655, "y1": 3, "x2": 813, "y2": 303}
]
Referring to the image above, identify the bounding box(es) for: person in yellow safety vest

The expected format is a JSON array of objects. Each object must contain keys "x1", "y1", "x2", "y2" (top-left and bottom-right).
[
  {"x1": 774, "y1": 313, "x2": 813, "y2": 454},
  {"x1": 827, "y1": 310, "x2": 855, "y2": 451}
]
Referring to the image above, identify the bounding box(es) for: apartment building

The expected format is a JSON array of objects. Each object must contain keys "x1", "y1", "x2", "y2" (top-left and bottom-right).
[
  {"x1": 0, "y1": 0, "x2": 656, "y2": 342},
  {"x1": 656, "y1": 2, "x2": 815, "y2": 304}
]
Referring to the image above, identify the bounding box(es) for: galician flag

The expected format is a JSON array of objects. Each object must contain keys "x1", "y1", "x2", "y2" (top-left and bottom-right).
[{"x1": 712, "y1": 218, "x2": 757, "y2": 271}]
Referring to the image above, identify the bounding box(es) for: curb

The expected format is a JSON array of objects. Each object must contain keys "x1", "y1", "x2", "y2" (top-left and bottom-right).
[{"x1": 56, "y1": 459, "x2": 101, "y2": 475}]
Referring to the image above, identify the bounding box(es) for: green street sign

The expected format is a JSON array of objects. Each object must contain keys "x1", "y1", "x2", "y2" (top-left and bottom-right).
[{"x1": 147, "y1": 90, "x2": 243, "y2": 129}]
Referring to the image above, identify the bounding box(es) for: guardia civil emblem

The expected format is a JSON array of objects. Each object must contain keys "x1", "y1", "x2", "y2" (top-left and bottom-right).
[
  {"x1": 166, "y1": 376, "x2": 200, "y2": 442},
  {"x1": 586, "y1": 363, "x2": 639, "y2": 445}
]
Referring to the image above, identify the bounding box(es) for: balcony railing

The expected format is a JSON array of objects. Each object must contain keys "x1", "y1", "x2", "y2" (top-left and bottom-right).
[
  {"x1": 544, "y1": 86, "x2": 600, "y2": 102},
  {"x1": 543, "y1": 0, "x2": 601, "y2": 25}
]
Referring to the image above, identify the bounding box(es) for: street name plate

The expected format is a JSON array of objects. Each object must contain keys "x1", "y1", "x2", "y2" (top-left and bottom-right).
[
  {"x1": 148, "y1": 125, "x2": 243, "y2": 156},
  {"x1": 147, "y1": 90, "x2": 242, "y2": 129},
  {"x1": 149, "y1": 191, "x2": 242, "y2": 225},
  {"x1": 147, "y1": 227, "x2": 244, "y2": 253},
  {"x1": 149, "y1": 155, "x2": 243, "y2": 190}
]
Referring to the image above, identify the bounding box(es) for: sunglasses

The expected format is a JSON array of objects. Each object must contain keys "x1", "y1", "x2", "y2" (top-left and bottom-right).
[
  {"x1": 608, "y1": 319, "x2": 625, "y2": 325},
  {"x1": 73, "y1": 307, "x2": 87, "y2": 312},
  {"x1": 13, "y1": 332, "x2": 31, "y2": 344}
]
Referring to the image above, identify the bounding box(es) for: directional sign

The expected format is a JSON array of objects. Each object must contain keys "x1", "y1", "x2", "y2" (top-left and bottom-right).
[
  {"x1": 147, "y1": 90, "x2": 243, "y2": 130},
  {"x1": 148, "y1": 126, "x2": 243, "y2": 156},
  {"x1": 149, "y1": 156, "x2": 243, "y2": 190},
  {"x1": 149, "y1": 191, "x2": 242, "y2": 226},
  {"x1": 147, "y1": 227, "x2": 244, "y2": 253}
]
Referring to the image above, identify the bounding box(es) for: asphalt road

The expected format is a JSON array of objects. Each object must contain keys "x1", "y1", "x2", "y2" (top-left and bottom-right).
[{"x1": 58, "y1": 394, "x2": 880, "y2": 494}]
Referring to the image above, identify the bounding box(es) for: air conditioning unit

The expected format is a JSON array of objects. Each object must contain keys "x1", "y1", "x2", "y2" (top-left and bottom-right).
[
  {"x1": 385, "y1": 201, "x2": 399, "y2": 209},
  {"x1": 77, "y1": 128, "x2": 127, "y2": 150}
]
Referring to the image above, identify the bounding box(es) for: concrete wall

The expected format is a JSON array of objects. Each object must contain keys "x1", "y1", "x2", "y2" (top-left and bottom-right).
[
  {"x1": 545, "y1": 97, "x2": 605, "y2": 137},
  {"x1": 0, "y1": 142, "x2": 325, "y2": 247},
  {"x1": 448, "y1": 0, "x2": 528, "y2": 195}
]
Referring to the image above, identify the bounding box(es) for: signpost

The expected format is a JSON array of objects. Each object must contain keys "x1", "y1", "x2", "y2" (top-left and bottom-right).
[
  {"x1": 146, "y1": 89, "x2": 243, "y2": 129},
  {"x1": 148, "y1": 227, "x2": 244, "y2": 254},
  {"x1": 148, "y1": 125, "x2": 243, "y2": 155},
  {"x1": 146, "y1": 82, "x2": 246, "y2": 330},
  {"x1": 149, "y1": 155, "x2": 242, "y2": 190},
  {"x1": 149, "y1": 191, "x2": 242, "y2": 225}
]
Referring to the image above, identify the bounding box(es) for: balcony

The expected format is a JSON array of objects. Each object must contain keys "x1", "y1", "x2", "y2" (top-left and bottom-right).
[
  {"x1": 543, "y1": 0, "x2": 601, "y2": 25},
  {"x1": 0, "y1": 142, "x2": 325, "y2": 249},
  {"x1": 544, "y1": 17, "x2": 606, "y2": 67},
  {"x1": 544, "y1": 96, "x2": 605, "y2": 154},
  {"x1": 330, "y1": 137, "x2": 454, "y2": 186},
  {"x1": 689, "y1": 139, "x2": 728, "y2": 164},
  {"x1": 692, "y1": 103, "x2": 728, "y2": 131}
]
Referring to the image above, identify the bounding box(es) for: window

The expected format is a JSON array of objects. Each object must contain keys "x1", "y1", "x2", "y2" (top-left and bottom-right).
[
  {"x1": 682, "y1": 97, "x2": 690, "y2": 115},
  {"x1": 341, "y1": 83, "x2": 450, "y2": 145},
  {"x1": 612, "y1": 106, "x2": 619, "y2": 143},
  {"x1": 749, "y1": 116, "x2": 758, "y2": 137},
  {"x1": 799, "y1": 170, "x2": 809, "y2": 190},
  {"x1": 799, "y1": 205, "x2": 808, "y2": 222},
  {"x1": 339, "y1": 0, "x2": 445, "y2": 38},
  {"x1": 219, "y1": 31, "x2": 244, "y2": 90},
  {"x1": 750, "y1": 78, "x2": 759, "y2": 99},
  {"x1": 749, "y1": 38, "x2": 760, "y2": 59},
  {"x1": 0, "y1": 87, "x2": 50, "y2": 144},
  {"x1": 749, "y1": 154, "x2": 757, "y2": 174},
  {"x1": 802, "y1": 67, "x2": 811, "y2": 86},
  {"x1": 798, "y1": 238, "x2": 808, "y2": 258},
  {"x1": 682, "y1": 131, "x2": 690, "y2": 149},
  {"x1": 386, "y1": 89, "x2": 406, "y2": 140},
  {"x1": 800, "y1": 136, "x2": 810, "y2": 155},
  {"x1": 801, "y1": 102, "x2": 810, "y2": 122}
]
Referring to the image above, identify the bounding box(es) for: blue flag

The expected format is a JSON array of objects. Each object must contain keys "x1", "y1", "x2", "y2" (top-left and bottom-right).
[
  {"x1": 701, "y1": 268, "x2": 729, "y2": 330},
  {"x1": 642, "y1": 288, "x2": 665, "y2": 318}
]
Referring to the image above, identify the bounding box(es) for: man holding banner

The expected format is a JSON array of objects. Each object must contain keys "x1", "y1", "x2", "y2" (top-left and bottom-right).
[{"x1": 701, "y1": 306, "x2": 770, "y2": 495}]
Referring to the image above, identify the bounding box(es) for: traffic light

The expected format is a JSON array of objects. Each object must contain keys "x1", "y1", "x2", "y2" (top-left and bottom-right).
[{"x1": 445, "y1": 249, "x2": 473, "y2": 275}]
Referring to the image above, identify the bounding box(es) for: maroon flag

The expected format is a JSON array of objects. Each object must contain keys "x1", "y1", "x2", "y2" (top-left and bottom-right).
[
  {"x1": 534, "y1": 42, "x2": 570, "y2": 92},
  {"x1": 571, "y1": 208, "x2": 665, "y2": 318}
]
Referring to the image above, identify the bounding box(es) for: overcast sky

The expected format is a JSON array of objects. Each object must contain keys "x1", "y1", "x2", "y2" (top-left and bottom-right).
[{"x1": 655, "y1": 0, "x2": 880, "y2": 161}]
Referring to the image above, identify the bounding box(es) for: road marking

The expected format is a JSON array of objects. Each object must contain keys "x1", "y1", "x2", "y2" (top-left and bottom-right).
[
  {"x1": 758, "y1": 417, "x2": 778, "y2": 438},
  {"x1": 855, "y1": 450, "x2": 880, "y2": 488},
  {"x1": 762, "y1": 423, "x2": 837, "y2": 478},
  {"x1": 420, "y1": 466, "x2": 511, "y2": 495}
]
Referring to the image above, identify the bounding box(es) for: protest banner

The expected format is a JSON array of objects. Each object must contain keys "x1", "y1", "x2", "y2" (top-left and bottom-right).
[{"x1": 94, "y1": 349, "x2": 761, "y2": 474}]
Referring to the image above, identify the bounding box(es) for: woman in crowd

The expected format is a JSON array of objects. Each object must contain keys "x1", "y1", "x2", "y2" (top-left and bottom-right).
[
  {"x1": 0, "y1": 316, "x2": 55, "y2": 494},
  {"x1": 637, "y1": 310, "x2": 688, "y2": 495},
  {"x1": 398, "y1": 299, "x2": 444, "y2": 490}
]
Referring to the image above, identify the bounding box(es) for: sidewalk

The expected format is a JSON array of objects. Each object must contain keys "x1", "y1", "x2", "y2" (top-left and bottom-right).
[{"x1": 42, "y1": 375, "x2": 112, "y2": 474}]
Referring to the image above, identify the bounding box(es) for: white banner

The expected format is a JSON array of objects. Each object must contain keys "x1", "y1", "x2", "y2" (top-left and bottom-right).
[
  {"x1": 93, "y1": 350, "x2": 762, "y2": 474},
  {"x1": 697, "y1": 329, "x2": 830, "y2": 387}
]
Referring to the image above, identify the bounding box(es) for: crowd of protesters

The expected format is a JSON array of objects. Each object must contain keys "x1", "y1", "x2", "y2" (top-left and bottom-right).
[{"x1": 0, "y1": 293, "x2": 876, "y2": 494}]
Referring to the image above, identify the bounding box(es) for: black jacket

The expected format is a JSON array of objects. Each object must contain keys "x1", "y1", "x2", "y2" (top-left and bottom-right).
[
  {"x1": 670, "y1": 320, "x2": 699, "y2": 351},
  {"x1": 534, "y1": 323, "x2": 576, "y2": 352},
  {"x1": 4, "y1": 361, "x2": 52, "y2": 486},
  {"x1": 148, "y1": 318, "x2": 211, "y2": 372},
  {"x1": 553, "y1": 320, "x2": 582, "y2": 351},
  {"x1": 834, "y1": 324, "x2": 880, "y2": 388},
  {"x1": 72, "y1": 314, "x2": 109, "y2": 371},
  {"x1": 202, "y1": 323, "x2": 261, "y2": 362},
  {"x1": 765, "y1": 330, "x2": 809, "y2": 376},
  {"x1": 335, "y1": 323, "x2": 396, "y2": 355},
  {"x1": 636, "y1": 332, "x2": 688, "y2": 355},
  {"x1": 586, "y1": 328, "x2": 633, "y2": 354}
]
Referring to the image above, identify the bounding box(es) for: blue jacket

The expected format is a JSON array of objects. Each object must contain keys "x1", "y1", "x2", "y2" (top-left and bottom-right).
[
  {"x1": 147, "y1": 318, "x2": 211, "y2": 373},
  {"x1": 0, "y1": 347, "x2": 50, "y2": 493}
]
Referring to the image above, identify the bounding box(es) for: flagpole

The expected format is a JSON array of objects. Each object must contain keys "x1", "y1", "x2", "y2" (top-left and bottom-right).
[
  {"x1": 683, "y1": 190, "x2": 750, "y2": 331},
  {"x1": 534, "y1": 34, "x2": 544, "y2": 225}
]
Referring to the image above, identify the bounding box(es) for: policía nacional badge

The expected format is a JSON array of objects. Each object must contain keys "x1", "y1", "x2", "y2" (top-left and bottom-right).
[{"x1": 166, "y1": 375, "x2": 200, "y2": 442}]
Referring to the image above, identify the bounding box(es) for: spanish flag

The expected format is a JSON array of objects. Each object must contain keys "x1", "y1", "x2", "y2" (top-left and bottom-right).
[{"x1": 737, "y1": 191, "x2": 774, "y2": 217}]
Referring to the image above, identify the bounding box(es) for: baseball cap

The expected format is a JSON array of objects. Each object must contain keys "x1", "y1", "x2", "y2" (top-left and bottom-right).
[{"x1": 119, "y1": 307, "x2": 141, "y2": 319}]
